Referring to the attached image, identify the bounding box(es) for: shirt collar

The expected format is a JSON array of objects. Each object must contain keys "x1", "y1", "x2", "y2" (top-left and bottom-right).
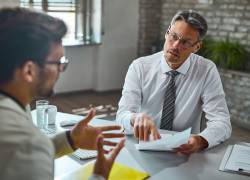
[
  {"x1": 160, "y1": 53, "x2": 191, "y2": 75},
  {"x1": 0, "y1": 90, "x2": 26, "y2": 111}
]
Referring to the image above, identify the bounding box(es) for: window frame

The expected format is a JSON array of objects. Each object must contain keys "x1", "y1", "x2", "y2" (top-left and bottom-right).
[{"x1": 20, "y1": 0, "x2": 102, "y2": 46}]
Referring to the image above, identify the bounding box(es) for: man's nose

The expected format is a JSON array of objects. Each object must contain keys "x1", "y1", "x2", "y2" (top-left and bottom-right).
[{"x1": 172, "y1": 39, "x2": 183, "y2": 49}]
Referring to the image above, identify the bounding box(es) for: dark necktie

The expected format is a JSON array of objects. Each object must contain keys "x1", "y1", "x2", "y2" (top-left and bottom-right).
[{"x1": 160, "y1": 70, "x2": 179, "y2": 130}]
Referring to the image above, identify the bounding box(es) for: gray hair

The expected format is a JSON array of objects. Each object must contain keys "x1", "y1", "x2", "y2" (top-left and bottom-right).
[{"x1": 170, "y1": 10, "x2": 208, "y2": 40}]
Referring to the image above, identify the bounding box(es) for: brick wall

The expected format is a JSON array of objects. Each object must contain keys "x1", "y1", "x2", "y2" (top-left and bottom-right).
[
  {"x1": 138, "y1": 0, "x2": 250, "y2": 56},
  {"x1": 138, "y1": 0, "x2": 162, "y2": 56},
  {"x1": 219, "y1": 69, "x2": 250, "y2": 130},
  {"x1": 138, "y1": 0, "x2": 250, "y2": 129}
]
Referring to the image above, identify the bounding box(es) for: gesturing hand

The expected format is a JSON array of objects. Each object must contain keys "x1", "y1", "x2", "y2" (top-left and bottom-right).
[
  {"x1": 93, "y1": 135, "x2": 125, "y2": 179},
  {"x1": 70, "y1": 108, "x2": 124, "y2": 150},
  {"x1": 132, "y1": 113, "x2": 161, "y2": 141}
]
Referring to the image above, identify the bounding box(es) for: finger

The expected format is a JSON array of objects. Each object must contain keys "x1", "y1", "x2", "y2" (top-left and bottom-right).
[
  {"x1": 139, "y1": 124, "x2": 144, "y2": 141},
  {"x1": 144, "y1": 125, "x2": 149, "y2": 141},
  {"x1": 172, "y1": 147, "x2": 183, "y2": 152},
  {"x1": 109, "y1": 138, "x2": 125, "y2": 162},
  {"x1": 152, "y1": 128, "x2": 161, "y2": 140},
  {"x1": 134, "y1": 124, "x2": 139, "y2": 138},
  {"x1": 157, "y1": 133, "x2": 161, "y2": 139},
  {"x1": 180, "y1": 143, "x2": 192, "y2": 150},
  {"x1": 102, "y1": 140, "x2": 118, "y2": 147},
  {"x1": 178, "y1": 149, "x2": 193, "y2": 155},
  {"x1": 173, "y1": 144, "x2": 192, "y2": 152},
  {"x1": 139, "y1": 126, "x2": 144, "y2": 141},
  {"x1": 99, "y1": 125, "x2": 122, "y2": 132},
  {"x1": 96, "y1": 135, "x2": 104, "y2": 158},
  {"x1": 102, "y1": 133, "x2": 125, "y2": 138},
  {"x1": 79, "y1": 108, "x2": 96, "y2": 126}
]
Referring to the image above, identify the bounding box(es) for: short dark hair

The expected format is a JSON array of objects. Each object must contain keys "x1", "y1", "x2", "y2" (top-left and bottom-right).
[
  {"x1": 0, "y1": 7, "x2": 67, "y2": 84},
  {"x1": 170, "y1": 10, "x2": 207, "y2": 40}
]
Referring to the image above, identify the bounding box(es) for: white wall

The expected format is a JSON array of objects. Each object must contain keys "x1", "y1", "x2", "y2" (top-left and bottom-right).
[
  {"x1": 0, "y1": 0, "x2": 18, "y2": 7},
  {"x1": 56, "y1": 0, "x2": 139, "y2": 92},
  {"x1": 93, "y1": 0, "x2": 139, "y2": 91},
  {"x1": 1, "y1": 0, "x2": 139, "y2": 93}
]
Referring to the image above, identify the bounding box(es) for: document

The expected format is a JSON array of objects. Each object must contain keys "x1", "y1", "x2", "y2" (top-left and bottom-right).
[
  {"x1": 135, "y1": 127, "x2": 191, "y2": 151},
  {"x1": 220, "y1": 144, "x2": 250, "y2": 175}
]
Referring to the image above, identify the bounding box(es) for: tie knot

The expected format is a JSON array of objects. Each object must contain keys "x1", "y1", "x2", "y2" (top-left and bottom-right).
[{"x1": 167, "y1": 70, "x2": 179, "y2": 78}]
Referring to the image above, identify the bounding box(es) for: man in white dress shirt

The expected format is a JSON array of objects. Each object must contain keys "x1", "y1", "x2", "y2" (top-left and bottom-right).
[
  {"x1": 0, "y1": 7, "x2": 124, "y2": 180},
  {"x1": 116, "y1": 10, "x2": 231, "y2": 154}
]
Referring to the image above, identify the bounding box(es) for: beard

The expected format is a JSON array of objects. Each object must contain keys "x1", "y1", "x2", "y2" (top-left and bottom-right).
[
  {"x1": 36, "y1": 81, "x2": 55, "y2": 98},
  {"x1": 35, "y1": 68, "x2": 55, "y2": 98}
]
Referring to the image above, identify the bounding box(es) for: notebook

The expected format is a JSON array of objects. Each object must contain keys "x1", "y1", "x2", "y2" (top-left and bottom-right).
[{"x1": 72, "y1": 149, "x2": 97, "y2": 160}]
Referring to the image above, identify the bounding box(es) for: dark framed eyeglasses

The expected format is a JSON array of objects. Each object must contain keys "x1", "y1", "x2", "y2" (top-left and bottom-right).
[
  {"x1": 44, "y1": 56, "x2": 69, "y2": 72},
  {"x1": 166, "y1": 29, "x2": 200, "y2": 50}
]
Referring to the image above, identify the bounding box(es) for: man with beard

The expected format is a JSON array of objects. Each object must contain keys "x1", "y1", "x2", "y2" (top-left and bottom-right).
[
  {"x1": 116, "y1": 10, "x2": 231, "y2": 154},
  {"x1": 0, "y1": 7, "x2": 125, "y2": 180}
]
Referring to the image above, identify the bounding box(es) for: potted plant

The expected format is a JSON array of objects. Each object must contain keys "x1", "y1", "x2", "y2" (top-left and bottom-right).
[
  {"x1": 199, "y1": 38, "x2": 248, "y2": 71},
  {"x1": 198, "y1": 38, "x2": 250, "y2": 130}
]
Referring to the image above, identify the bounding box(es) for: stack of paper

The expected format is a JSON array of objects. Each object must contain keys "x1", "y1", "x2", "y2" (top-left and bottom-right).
[
  {"x1": 220, "y1": 144, "x2": 250, "y2": 175},
  {"x1": 135, "y1": 127, "x2": 191, "y2": 151}
]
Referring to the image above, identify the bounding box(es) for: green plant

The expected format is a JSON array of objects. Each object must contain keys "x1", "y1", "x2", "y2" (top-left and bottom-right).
[{"x1": 198, "y1": 38, "x2": 249, "y2": 71}]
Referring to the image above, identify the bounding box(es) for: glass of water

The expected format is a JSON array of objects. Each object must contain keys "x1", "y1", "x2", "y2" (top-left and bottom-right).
[{"x1": 36, "y1": 99, "x2": 49, "y2": 129}]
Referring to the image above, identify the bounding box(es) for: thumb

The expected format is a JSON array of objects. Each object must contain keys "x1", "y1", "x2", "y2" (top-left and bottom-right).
[
  {"x1": 109, "y1": 138, "x2": 125, "y2": 162},
  {"x1": 78, "y1": 108, "x2": 96, "y2": 127}
]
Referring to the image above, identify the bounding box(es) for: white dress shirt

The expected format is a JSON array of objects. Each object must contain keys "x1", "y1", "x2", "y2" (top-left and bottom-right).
[{"x1": 116, "y1": 51, "x2": 231, "y2": 148}]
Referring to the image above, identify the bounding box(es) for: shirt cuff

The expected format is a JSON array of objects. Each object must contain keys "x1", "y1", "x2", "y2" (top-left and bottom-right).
[
  {"x1": 88, "y1": 174, "x2": 105, "y2": 180},
  {"x1": 123, "y1": 113, "x2": 134, "y2": 135},
  {"x1": 51, "y1": 132, "x2": 75, "y2": 158},
  {"x1": 199, "y1": 129, "x2": 224, "y2": 149},
  {"x1": 66, "y1": 130, "x2": 77, "y2": 151}
]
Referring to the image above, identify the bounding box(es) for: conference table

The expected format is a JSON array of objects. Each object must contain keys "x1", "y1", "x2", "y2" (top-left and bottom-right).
[{"x1": 32, "y1": 112, "x2": 249, "y2": 180}]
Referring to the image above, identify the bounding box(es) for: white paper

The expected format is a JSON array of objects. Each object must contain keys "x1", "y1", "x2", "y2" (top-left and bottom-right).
[
  {"x1": 225, "y1": 144, "x2": 250, "y2": 172},
  {"x1": 135, "y1": 128, "x2": 191, "y2": 151}
]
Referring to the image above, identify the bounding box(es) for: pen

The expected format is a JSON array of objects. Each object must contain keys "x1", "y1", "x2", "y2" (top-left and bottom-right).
[{"x1": 238, "y1": 168, "x2": 250, "y2": 174}]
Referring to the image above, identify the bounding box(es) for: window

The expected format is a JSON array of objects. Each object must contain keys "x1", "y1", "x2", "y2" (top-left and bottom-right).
[{"x1": 20, "y1": 0, "x2": 102, "y2": 45}]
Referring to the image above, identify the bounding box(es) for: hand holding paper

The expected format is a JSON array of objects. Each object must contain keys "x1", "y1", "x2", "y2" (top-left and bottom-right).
[{"x1": 135, "y1": 128, "x2": 191, "y2": 151}]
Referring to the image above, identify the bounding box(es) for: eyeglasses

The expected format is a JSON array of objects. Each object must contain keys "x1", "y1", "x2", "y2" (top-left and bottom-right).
[
  {"x1": 166, "y1": 29, "x2": 200, "y2": 50},
  {"x1": 44, "y1": 56, "x2": 69, "y2": 72}
]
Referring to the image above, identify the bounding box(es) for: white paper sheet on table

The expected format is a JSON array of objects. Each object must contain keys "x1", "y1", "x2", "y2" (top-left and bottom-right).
[
  {"x1": 135, "y1": 127, "x2": 191, "y2": 151},
  {"x1": 224, "y1": 144, "x2": 250, "y2": 172}
]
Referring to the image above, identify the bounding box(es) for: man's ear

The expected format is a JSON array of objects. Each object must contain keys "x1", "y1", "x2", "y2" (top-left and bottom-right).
[
  {"x1": 21, "y1": 61, "x2": 38, "y2": 83},
  {"x1": 193, "y1": 41, "x2": 202, "y2": 54}
]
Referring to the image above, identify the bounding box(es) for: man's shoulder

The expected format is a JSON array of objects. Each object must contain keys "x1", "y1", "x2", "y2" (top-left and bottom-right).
[
  {"x1": 190, "y1": 53, "x2": 216, "y2": 69},
  {"x1": 0, "y1": 94, "x2": 26, "y2": 116},
  {"x1": 0, "y1": 95, "x2": 47, "y2": 144},
  {"x1": 0, "y1": 99, "x2": 54, "y2": 162}
]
